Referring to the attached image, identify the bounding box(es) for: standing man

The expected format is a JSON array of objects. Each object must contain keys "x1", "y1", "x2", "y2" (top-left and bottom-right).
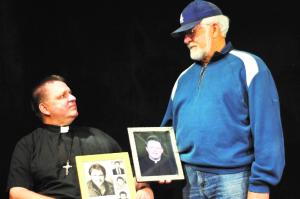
[
  {"x1": 161, "y1": 0, "x2": 285, "y2": 198},
  {"x1": 7, "y1": 75, "x2": 153, "y2": 199}
]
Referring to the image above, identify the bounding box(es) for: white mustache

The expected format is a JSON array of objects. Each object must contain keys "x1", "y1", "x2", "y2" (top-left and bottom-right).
[{"x1": 187, "y1": 44, "x2": 196, "y2": 50}]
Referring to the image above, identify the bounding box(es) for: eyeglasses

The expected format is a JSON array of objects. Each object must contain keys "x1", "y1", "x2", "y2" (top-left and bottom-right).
[{"x1": 184, "y1": 23, "x2": 212, "y2": 37}]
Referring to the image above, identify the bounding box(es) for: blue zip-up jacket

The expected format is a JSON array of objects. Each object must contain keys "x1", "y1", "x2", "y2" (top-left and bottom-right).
[{"x1": 161, "y1": 43, "x2": 285, "y2": 193}]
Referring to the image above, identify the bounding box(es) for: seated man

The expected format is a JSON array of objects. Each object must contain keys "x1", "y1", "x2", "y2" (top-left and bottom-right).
[{"x1": 7, "y1": 75, "x2": 153, "y2": 199}]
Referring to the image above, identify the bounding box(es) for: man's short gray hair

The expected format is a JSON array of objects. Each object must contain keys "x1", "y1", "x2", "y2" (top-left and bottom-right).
[{"x1": 201, "y1": 15, "x2": 230, "y2": 37}]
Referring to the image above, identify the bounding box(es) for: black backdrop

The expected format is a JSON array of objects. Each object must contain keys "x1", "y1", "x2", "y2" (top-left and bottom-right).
[{"x1": 1, "y1": 0, "x2": 299, "y2": 198}]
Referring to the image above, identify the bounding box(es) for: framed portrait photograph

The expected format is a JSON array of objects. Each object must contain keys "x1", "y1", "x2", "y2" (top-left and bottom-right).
[
  {"x1": 128, "y1": 127, "x2": 184, "y2": 182},
  {"x1": 75, "y1": 152, "x2": 136, "y2": 199}
]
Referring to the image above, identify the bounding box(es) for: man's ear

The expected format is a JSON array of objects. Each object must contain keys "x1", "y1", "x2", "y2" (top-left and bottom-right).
[
  {"x1": 39, "y1": 103, "x2": 50, "y2": 116},
  {"x1": 212, "y1": 23, "x2": 222, "y2": 38}
]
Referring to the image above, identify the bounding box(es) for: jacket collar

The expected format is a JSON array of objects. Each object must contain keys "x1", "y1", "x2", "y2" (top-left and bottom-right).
[{"x1": 196, "y1": 42, "x2": 233, "y2": 65}]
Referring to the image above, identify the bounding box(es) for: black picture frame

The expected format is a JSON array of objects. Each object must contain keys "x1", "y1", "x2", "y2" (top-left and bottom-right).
[{"x1": 128, "y1": 127, "x2": 184, "y2": 182}]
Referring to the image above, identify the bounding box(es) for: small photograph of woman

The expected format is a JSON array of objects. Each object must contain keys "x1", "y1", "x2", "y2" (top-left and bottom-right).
[{"x1": 87, "y1": 163, "x2": 115, "y2": 197}]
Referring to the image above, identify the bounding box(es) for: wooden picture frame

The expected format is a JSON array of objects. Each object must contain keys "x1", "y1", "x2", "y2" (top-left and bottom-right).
[
  {"x1": 128, "y1": 127, "x2": 184, "y2": 182},
  {"x1": 76, "y1": 152, "x2": 136, "y2": 199}
]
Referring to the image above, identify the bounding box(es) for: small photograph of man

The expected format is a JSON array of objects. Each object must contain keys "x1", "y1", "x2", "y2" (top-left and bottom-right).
[
  {"x1": 138, "y1": 134, "x2": 178, "y2": 176},
  {"x1": 112, "y1": 160, "x2": 125, "y2": 175},
  {"x1": 87, "y1": 163, "x2": 115, "y2": 197},
  {"x1": 114, "y1": 176, "x2": 127, "y2": 190},
  {"x1": 118, "y1": 191, "x2": 128, "y2": 199}
]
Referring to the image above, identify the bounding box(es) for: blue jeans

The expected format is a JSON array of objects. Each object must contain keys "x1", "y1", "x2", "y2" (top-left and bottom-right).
[{"x1": 183, "y1": 164, "x2": 249, "y2": 199}]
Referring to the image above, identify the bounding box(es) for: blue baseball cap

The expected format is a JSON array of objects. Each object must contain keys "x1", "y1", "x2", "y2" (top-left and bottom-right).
[{"x1": 171, "y1": 0, "x2": 223, "y2": 37}]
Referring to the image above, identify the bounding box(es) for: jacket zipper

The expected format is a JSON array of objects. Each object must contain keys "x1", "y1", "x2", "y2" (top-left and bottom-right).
[{"x1": 198, "y1": 66, "x2": 207, "y2": 87}]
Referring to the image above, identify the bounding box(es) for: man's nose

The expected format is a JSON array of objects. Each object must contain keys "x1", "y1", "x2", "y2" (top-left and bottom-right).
[
  {"x1": 184, "y1": 34, "x2": 192, "y2": 44},
  {"x1": 68, "y1": 94, "x2": 76, "y2": 101}
]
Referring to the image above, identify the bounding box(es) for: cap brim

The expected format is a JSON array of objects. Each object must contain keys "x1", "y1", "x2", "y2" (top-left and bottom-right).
[{"x1": 170, "y1": 20, "x2": 201, "y2": 38}]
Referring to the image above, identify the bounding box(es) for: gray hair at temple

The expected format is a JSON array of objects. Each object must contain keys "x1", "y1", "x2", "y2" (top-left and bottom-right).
[
  {"x1": 31, "y1": 75, "x2": 66, "y2": 120},
  {"x1": 200, "y1": 15, "x2": 230, "y2": 37}
]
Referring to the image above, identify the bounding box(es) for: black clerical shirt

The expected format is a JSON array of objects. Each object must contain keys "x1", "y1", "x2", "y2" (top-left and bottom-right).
[
  {"x1": 7, "y1": 125, "x2": 122, "y2": 198},
  {"x1": 139, "y1": 154, "x2": 178, "y2": 176}
]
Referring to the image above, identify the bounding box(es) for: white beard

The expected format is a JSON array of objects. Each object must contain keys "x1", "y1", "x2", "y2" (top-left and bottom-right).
[
  {"x1": 188, "y1": 28, "x2": 212, "y2": 62},
  {"x1": 189, "y1": 47, "x2": 206, "y2": 61}
]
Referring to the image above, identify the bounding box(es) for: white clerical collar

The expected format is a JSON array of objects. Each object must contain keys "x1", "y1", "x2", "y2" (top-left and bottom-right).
[
  {"x1": 60, "y1": 126, "x2": 70, "y2": 133},
  {"x1": 149, "y1": 156, "x2": 161, "y2": 163}
]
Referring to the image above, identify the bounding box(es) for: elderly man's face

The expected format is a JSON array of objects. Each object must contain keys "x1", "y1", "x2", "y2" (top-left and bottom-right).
[
  {"x1": 146, "y1": 140, "x2": 163, "y2": 160},
  {"x1": 184, "y1": 23, "x2": 213, "y2": 62}
]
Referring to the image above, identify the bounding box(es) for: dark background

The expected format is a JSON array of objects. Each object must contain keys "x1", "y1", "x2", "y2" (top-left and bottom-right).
[{"x1": 1, "y1": 0, "x2": 299, "y2": 198}]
